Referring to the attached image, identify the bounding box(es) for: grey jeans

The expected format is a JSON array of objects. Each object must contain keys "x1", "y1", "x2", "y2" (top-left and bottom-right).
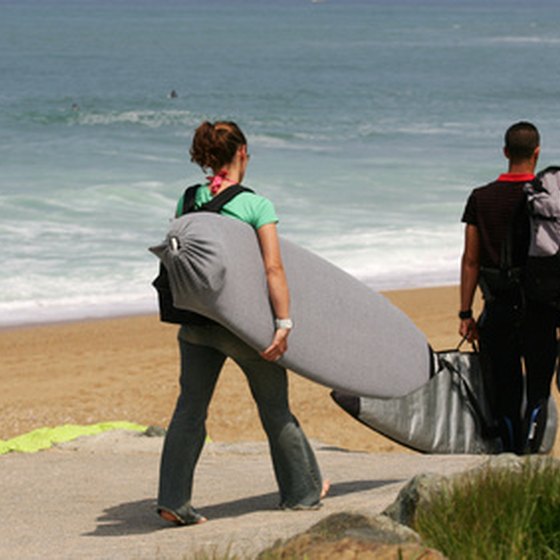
[{"x1": 157, "y1": 323, "x2": 323, "y2": 518}]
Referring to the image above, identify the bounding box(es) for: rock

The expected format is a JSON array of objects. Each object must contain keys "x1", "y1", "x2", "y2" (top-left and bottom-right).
[
  {"x1": 344, "y1": 514, "x2": 420, "y2": 545},
  {"x1": 257, "y1": 512, "x2": 447, "y2": 559},
  {"x1": 475, "y1": 453, "x2": 525, "y2": 473},
  {"x1": 383, "y1": 454, "x2": 560, "y2": 532},
  {"x1": 143, "y1": 425, "x2": 166, "y2": 437},
  {"x1": 259, "y1": 535, "x2": 445, "y2": 559},
  {"x1": 473, "y1": 453, "x2": 560, "y2": 474},
  {"x1": 382, "y1": 472, "x2": 449, "y2": 527},
  {"x1": 258, "y1": 454, "x2": 560, "y2": 560}
]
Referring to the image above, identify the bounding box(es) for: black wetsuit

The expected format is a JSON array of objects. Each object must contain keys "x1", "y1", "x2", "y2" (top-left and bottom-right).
[{"x1": 462, "y1": 174, "x2": 558, "y2": 453}]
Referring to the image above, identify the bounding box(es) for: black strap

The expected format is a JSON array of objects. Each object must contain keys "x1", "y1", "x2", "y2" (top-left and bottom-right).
[
  {"x1": 180, "y1": 184, "x2": 254, "y2": 216},
  {"x1": 457, "y1": 335, "x2": 478, "y2": 353},
  {"x1": 181, "y1": 185, "x2": 199, "y2": 215},
  {"x1": 500, "y1": 202, "x2": 526, "y2": 272},
  {"x1": 440, "y1": 338, "x2": 494, "y2": 435},
  {"x1": 500, "y1": 226, "x2": 514, "y2": 271}
]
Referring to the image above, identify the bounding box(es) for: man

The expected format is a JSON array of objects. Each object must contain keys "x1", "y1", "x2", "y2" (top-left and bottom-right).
[{"x1": 459, "y1": 121, "x2": 553, "y2": 453}]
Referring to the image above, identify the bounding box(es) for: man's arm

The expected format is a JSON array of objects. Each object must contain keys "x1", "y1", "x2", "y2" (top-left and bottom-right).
[{"x1": 459, "y1": 223, "x2": 480, "y2": 341}]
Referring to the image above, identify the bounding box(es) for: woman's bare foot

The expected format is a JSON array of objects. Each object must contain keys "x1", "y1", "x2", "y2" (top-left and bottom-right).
[{"x1": 321, "y1": 479, "x2": 331, "y2": 500}]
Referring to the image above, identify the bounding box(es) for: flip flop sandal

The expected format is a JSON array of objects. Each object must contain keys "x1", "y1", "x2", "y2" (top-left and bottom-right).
[{"x1": 157, "y1": 507, "x2": 207, "y2": 526}]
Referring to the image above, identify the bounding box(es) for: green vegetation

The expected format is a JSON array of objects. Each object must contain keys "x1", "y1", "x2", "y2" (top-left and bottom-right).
[{"x1": 415, "y1": 459, "x2": 560, "y2": 560}]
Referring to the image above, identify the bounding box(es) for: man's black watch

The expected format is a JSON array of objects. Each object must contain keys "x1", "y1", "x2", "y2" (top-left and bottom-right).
[{"x1": 458, "y1": 309, "x2": 473, "y2": 320}]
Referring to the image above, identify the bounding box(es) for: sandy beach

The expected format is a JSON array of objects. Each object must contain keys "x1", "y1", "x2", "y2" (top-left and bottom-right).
[
  {"x1": 2, "y1": 285, "x2": 558, "y2": 456},
  {"x1": 0, "y1": 286, "x2": 492, "y2": 443}
]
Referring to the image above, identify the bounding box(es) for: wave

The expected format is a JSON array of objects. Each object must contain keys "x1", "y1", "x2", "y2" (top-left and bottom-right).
[
  {"x1": 311, "y1": 231, "x2": 462, "y2": 289},
  {"x1": 250, "y1": 133, "x2": 334, "y2": 152},
  {"x1": 13, "y1": 106, "x2": 343, "y2": 150},
  {"x1": 0, "y1": 218, "x2": 463, "y2": 327},
  {"x1": 13, "y1": 107, "x2": 201, "y2": 129},
  {"x1": 0, "y1": 293, "x2": 157, "y2": 328},
  {"x1": 0, "y1": 248, "x2": 459, "y2": 328},
  {"x1": 75, "y1": 109, "x2": 200, "y2": 128},
  {"x1": 484, "y1": 36, "x2": 560, "y2": 46}
]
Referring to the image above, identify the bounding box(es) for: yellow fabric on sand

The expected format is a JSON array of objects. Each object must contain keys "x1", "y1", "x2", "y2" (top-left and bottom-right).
[{"x1": 0, "y1": 421, "x2": 146, "y2": 455}]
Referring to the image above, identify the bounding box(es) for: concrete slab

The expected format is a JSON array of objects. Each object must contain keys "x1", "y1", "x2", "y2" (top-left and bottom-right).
[{"x1": 0, "y1": 431, "x2": 486, "y2": 559}]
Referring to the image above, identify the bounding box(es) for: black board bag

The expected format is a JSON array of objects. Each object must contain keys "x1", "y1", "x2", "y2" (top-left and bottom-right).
[{"x1": 152, "y1": 184, "x2": 254, "y2": 324}]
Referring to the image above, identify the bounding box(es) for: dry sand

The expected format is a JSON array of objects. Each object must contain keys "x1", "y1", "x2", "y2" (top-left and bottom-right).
[
  {"x1": 1, "y1": 286, "x2": 462, "y2": 447},
  {"x1": 1, "y1": 284, "x2": 558, "y2": 455}
]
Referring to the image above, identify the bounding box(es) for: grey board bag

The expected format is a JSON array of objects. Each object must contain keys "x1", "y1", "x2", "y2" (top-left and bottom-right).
[
  {"x1": 332, "y1": 341, "x2": 558, "y2": 454},
  {"x1": 524, "y1": 166, "x2": 560, "y2": 308}
]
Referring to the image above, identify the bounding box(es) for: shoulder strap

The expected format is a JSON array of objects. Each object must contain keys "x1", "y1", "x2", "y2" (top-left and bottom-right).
[
  {"x1": 198, "y1": 184, "x2": 254, "y2": 213},
  {"x1": 501, "y1": 190, "x2": 531, "y2": 271},
  {"x1": 180, "y1": 185, "x2": 200, "y2": 216},
  {"x1": 179, "y1": 184, "x2": 255, "y2": 216},
  {"x1": 500, "y1": 226, "x2": 514, "y2": 270}
]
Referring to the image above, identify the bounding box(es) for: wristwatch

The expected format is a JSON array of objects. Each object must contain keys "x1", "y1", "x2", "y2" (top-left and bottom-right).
[
  {"x1": 275, "y1": 318, "x2": 293, "y2": 330},
  {"x1": 458, "y1": 309, "x2": 473, "y2": 320}
]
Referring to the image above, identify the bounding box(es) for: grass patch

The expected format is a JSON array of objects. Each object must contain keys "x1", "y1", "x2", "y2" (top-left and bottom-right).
[{"x1": 415, "y1": 459, "x2": 560, "y2": 560}]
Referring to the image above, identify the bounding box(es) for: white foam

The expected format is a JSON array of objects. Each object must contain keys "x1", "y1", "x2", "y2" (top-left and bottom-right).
[
  {"x1": 250, "y1": 134, "x2": 333, "y2": 153},
  {"x1": 486, "y1": 36, "x2": 560, "y2": 45},
  {"x1": 0, "y1": 295, "x2": 158, "y2": 328},
  {"x1": 75, "y1": 109, "x2": 199, "y2": 129}
]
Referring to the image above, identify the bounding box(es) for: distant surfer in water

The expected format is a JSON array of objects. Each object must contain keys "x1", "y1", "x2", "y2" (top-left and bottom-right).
[{"x1": 157, "y1": 121, "x2": 328, "y2": 526}]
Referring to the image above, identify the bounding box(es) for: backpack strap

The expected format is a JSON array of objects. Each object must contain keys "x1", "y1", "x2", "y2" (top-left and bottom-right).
[
  {"x1": 180, "y1": 185, "x2": 200, "y2": 215},
  {"x1": 180, "y1": 184, "x2": 254, "y2": 216},
  {"x1": 198, "y1": 184, "x2": 254, "y2": 213},
  {"x1": 500, "y1": 222, "x2": 516, "y2": 272}
]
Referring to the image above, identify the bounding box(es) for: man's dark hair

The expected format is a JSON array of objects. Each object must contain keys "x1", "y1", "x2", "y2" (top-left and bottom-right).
[{"x1": 504, "y1": 121, "x2": 540, "y2": 160}]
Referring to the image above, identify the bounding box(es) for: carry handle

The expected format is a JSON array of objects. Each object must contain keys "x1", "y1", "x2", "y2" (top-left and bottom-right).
[{"x1": 457, "y1": 335, "x2": 479, "y2": 354}]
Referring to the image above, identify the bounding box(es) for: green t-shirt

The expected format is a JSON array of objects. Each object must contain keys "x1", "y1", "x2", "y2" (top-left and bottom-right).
[{"x1": 175, "y1": 184, "x2": 278, "y2": 230}]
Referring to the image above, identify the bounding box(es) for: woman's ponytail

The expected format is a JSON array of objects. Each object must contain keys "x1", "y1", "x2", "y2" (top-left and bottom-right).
[{"x1": 190, "y1": 121, "x2": 247, "y2": 173}]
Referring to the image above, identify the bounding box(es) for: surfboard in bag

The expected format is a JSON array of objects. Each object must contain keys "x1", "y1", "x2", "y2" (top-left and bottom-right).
[{"x1": 150, "y1": 211, "x2": 433, "y2": 399}]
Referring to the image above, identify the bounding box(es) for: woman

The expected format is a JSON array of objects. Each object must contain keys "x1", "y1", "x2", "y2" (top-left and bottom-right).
[{"x1": 157, "y1": 121, "x2": 328, "y2": 526}]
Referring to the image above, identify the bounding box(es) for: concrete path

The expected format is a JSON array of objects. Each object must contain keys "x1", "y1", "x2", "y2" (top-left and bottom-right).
[{"x1": 0, "y1": 430, "x2": 486, "y2": 559}]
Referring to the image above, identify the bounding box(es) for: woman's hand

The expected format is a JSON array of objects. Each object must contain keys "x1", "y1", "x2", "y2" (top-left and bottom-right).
[
  {"x1": 261, "y1": 328, "x2": 290, "y2": 362},
  {"x1": 256, "y1": 223, "x2": 292, "y2": 362}
]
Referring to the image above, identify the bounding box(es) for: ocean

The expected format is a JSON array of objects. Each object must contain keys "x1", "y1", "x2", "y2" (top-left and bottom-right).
[{"x1": 2, "y1": 0, "x2": 560, "y2": 327}]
